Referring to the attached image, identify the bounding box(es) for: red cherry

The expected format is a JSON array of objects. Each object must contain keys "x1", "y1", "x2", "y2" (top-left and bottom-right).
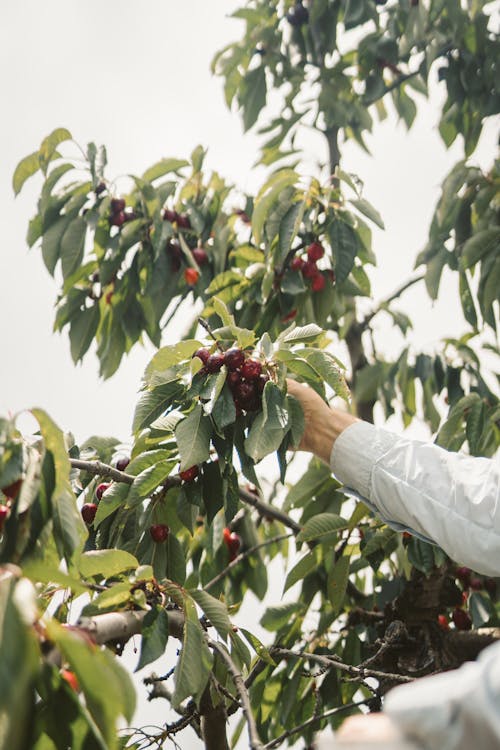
[
  {"x1": 281, "y1": 309, "x2": 297, "y2": 322},
  {"x1": 179, "y1": 465, "x2": 199, "y2": 483},
  {"x1": 150, "y1": 524, "x2": 170, "y2": 543},
  {"x1": 60, "y1": 669, "x2": 80, "y2": 692},
  {"x1": 470, "y1": 577, "x2": 483, "y2": 591},
  {"x1": 206, "y1": 353, "x2": 225, "y2": 373},
  {"x1": 163, "y1": 209, "x2": 178, "y2": 223},
  {"x1": 301, "y1": 260, "x2": 318, "y2": 279},
  {"x1": 224, "y1": 348, "x2": 245, "y2": 371},
  {"x1": 193, "y1": 348, "x2": 211, "y2": 364},
  {"x1": 184, "y1": 268, "x2": 199, "y2": 286},
  {"x1": 240, "y1": 358, "x2": 262, "y2": 380},
  {"x1": 307, "y1": 241, "x2": 325, "y2": 261},
  {"x1": 256, "y1": 374, "x2": 269, "y2": 394},
  {"x1": 234, "y1": 380, "x2": 256, "y2": 405},
  {"x1": 484, "y1": 578, "x2": 497, "y2": 597},
  {"x1": 455, "y1": 566, "x2": 471, "y2": 587},
  {"x1": 110, "y1": 198, "x2": 126, "y2": 213},
  {"x1": 81, "y1": 503, "x2": 98, "y2": 525},
  {"x1": 437, "y1": 614, "x2": 449, "y2": 632},
  {"x1": 311, "y1": 273, "x2": 326, "y2": 292},
  {"x1": 223, "y1": 527, "x2": 232, "y2": 544},
  {"x1": 227, "y1": 370, "x2": 242, "y2": 390},
  {"x1": 0, "y1": 504, "x2": 9, "y2": 532},
  {"x1": 95, "y1": 182, "x2": 106, "y2": 196},
  {"x1": 123, "y1": 209, "x2": 137, "y2": 222},
  {"x1": 452, "y1": 608, "x2": 472, "y2": 631},
  {"x1": 192, "y1": 247, "x2": 208, "y2": 266},
  {"x1": 290, "y1": 256, "x2": 305, "y2": 272},
  {"x1": 177, "y1": 214, "x2": 191, "y2": 229},
  {"x1": 96, "y1": 483, "x2": 111, "y2": 501},
  {"x1": 223, "y1": 528, "x2": 241, "y2": 561},
  {"x1": 115, "y1": 457, "x2": 130, "y2": 472},
  {"x1": 110, "y1": 211, "x2": 126, "y2": 227},
  {"x1": 1, "y1": 479, "x2": 23, "y2": 499}
]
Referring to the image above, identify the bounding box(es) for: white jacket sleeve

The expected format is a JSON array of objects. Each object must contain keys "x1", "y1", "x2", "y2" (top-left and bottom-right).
[
  {"x1": 383, "y1": 640, "x2": 500, "y2": 750},
  {"x1": 330, "y1": 422, "x2": 500, "y2": 576}
]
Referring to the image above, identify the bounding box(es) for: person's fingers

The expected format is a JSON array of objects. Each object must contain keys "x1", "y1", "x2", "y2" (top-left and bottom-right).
[{"x1": 335, "y1": 714, "x2": 403, "y2": 742}]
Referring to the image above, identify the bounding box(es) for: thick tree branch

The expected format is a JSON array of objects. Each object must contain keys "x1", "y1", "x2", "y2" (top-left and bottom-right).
[
  {"x1": 209, "y1": 639, "x2": 264, "y2": 750},
  {"x1": 78, "y1": 608, "x2": 184, "y2": 643}
]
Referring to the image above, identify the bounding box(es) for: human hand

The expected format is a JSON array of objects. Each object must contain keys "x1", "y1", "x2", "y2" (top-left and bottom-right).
[
  {"x1": 286, "y1": 379, "x2": 359, "y2": 465},
  {"x1": 335, "y1": 713, "x2": 403, "y2": 743}
]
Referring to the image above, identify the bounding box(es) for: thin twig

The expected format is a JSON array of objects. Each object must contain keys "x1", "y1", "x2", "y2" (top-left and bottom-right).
[
  {"x1": 239, "y1": 485, "x2": 302, "y2": 534},
  {"x1": 272, "y1": 647, "x2": 414, "y2": 684},
  {"x1": 209, "y1": 639, "x2": 264, "y2": 750},
  {"x1": 262, "y1": 699, "x2": 370, "y2": 749},
  {"x1": 360, "y1": 273, "x2": 425, "y2": 329},
  {"x1": 198, "y1": 317, "x2": 224, "y2": 349},
  {"x1": 204, "y1": 533, "x2": 292, "y2": 591}
]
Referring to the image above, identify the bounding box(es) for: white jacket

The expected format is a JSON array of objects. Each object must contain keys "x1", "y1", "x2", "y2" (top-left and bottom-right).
[{"x1": 330, "y1": 422, "x2": 500, "y2": 750}]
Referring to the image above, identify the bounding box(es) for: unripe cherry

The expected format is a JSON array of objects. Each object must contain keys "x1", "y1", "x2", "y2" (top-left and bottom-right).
[
  {"x1": 184, "y1": 268, "x2": 199, "y2": 286},
  {"x1": 61, "y1": 669, "x2": 80, "y2": 692}
]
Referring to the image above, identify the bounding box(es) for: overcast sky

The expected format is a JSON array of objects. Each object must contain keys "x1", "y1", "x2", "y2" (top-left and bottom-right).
[{"x1": 0, "y1": 2, "x2": 497, "y2": 747}]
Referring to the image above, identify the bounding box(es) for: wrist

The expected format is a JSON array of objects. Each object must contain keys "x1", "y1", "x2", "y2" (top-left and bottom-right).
[{"x1": 310, "y1": 408, "x2": 359, "y2": 465}]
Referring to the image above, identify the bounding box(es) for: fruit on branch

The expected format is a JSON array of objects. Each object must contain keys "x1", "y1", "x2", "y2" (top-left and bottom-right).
[
  {"x1": 192, "y1": 247, "x2": 208, "y2": 265},
  {"x1": 455, "y1": 566, "x2": 471, "y2": 588},
  {"x1": 0, "y1": 504, "x2": 9, "y2": 532},
  {"x1": 227, "y1": 370, "x2": 242, "y2": 389},
  {"x1": 311, "y1": 273, "x2": 326, "y2": 292},
  {"x1": 115, "y1": 456, "x2": 130, "y2": 472},
  {"x1": 177, "y1": 214, "x2": 191, "y2": 229},
  {"x1": 452, "y1": 607, "x2": 472, "y2": 631},
  {"x1": 206, "y1": 353, "x2": 225, "y2": 373},
  {"x1": 223, "y1": 527, "x2": 242, "y2": 561},
  {"x1": 484, "y1": 578, "x2": 497, "y2": 597},
  {"x1": 470, "y1": 577, "x2": 483, "y2": 591},
  {"x1": 301, "y1": 260, "x2": 318, "y2": 279},
  {"x1": 163, "y1": 209, "x2": 178, "y2": 223},
  {"x1": 81, "y1": 503, "x2": 98, "y2": 525},
  {"x1": 166, "y1": 240, "x2": 182, "y2": 272},
  {"x1": 193, "y1": 347, "x2": 211, "y2": 364},
  {"x1": 96, "y1": 483, "x2": 111, "y2": 501},
  {"x1": 286, "y1": 1, "x2": 309, "y2": 27},
  {"x1": 1, "y1": 478, "x2": 23, "y2": 499},
  {"x1": 184, "y1": 268, "x2": 200, "y2": 286},
  {"x1": 290, "y1": 256, "x2": 305, "y2": 272},
  {"x1": 60, "y1": 669, "x2": 80, "y2": 692},
  {"x1": 281, "y1": 308, "x2": 298, "y2": 322},
  {"x1": 437, "y1": 614, "x2": 449, "y2": 631},
  {"x1": 224, "y1": 348, "x2": 246, "y2": 371},
  {"x1": 256, "y1": 374, "x2": 270, "y2": 393},
  {"x1": 234, "y1": 380, "x2": 256, "y2": 408},
  {"x1": 307, "y1": 241, "x2": 325, "y2": 261},
  {"x1": 150, "y1": 524, "x2": 170, "y2": 543},
  {"x1": 240, "y1": 358, "x2": 262, "y2": 380},
  {"x1": 110, "y1": 211, "x2": 126, "y2": 227},
  {"x1": 95, "y1": 182, "x2": 106, "y2": 196},
  {"x1": 179, "y1": 465, "x2": 199, "y2": 483},
  {"x1": 110, "y1": 198, "x2": 126, "y2": 213}
]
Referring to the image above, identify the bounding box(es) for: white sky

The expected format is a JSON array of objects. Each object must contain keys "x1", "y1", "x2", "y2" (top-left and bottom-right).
[{"x1": 1, "y1": 2, "x2": 497, "y2": 747}]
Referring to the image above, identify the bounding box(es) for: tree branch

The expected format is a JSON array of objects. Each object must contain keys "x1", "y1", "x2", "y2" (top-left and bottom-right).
[
  {"x1": 360, "y1": 273, "x2": 425, "y2": 329},
  {"x1": 78, "y1": 607, "x2": 184, "y2": 643},
  {"x1": 271, "y1": 647, "x2": 414, "y2": 685},
  {"x1": 209, "y1": 639, "x2": 264, "y2": 750},
  {"x1": 262, "y1": 699, "x2": 370, "y2": 749},
  {"x1": 204, "y1": 533, "x2": 293, "y2": 591},
  {"x1": 238, "y1": 485, "x2": 302, "y2": 534}
]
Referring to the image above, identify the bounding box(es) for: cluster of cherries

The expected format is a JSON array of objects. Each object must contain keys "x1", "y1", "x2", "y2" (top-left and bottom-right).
[
  {"x1": 193, "y1": 345, "x2": 269, "y2": 414},
  {"x1": 163, "y1": 208, "x2": 209, "y2": 287},
  {"x1": 290, "y1": 241, "x2": 332, "y2": 293},
  {"x1": 109, "y1": 197, "x2": 136, "y2": 228},
  {"x1": 437, "y1": 566, "x2": 497, "y2": 632}
]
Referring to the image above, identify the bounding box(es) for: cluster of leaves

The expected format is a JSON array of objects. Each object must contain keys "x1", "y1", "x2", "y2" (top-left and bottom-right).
[{"x1": 213, "y1": 0, "x2": 499, "y2": 164}]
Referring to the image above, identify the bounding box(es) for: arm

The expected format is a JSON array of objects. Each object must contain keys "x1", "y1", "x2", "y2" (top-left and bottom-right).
[{"x1": 287, "y1": 381, "x2": 500, "y2": 576}]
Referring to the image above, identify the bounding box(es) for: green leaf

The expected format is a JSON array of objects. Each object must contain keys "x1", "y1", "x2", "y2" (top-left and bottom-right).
[
  {"x1": 244, "y1": 383, "x2": 289, "y2": 461},
  {"x1": 238, "y1": 627, "x2": 275, "y2": 665},
  {"x1": 304, "y1": 350, "x2": 350, "y2": 401},
  {"x1": 252, "y1": 169, "x2": 298, "y2": 246},
  {"x1": 260, "y1": 602, "x2": 303, "y2": 631},
  {"x1": 190, "y1": 589, "x2": 232, "y2": 640},
  {"x1": 61, "y1": 216, "x2": 87, "y2": 279},
  {"x1": 12, "y1": 151, "x2": 40, "y2": 195},
  {"x1": 41, "y1": 216, "x2": 70, "y2": 276},
  {"x1": 38, "y1": 128, "x2": 72, "y2": 173},
  {"x1": 281, "y1": 323, "x2": 323, "y2": 344},
  {"x1": 78, "y1": 549, "x2": 138, "y2": 579},
  {"x1": 32, "y1": 409, "x2": 86, "y2": 561},
  {"x1": 127, "y1": 460, "x2": 176, "y2": 506},
  {"x1": 328, "y1": 220, "x2": 359, "y2": 284},
  {"x1": 350, "y1": 198, "x2": 384, "y2": 229},
  {"x1": 69, "y1": 305, "x2": 100, "y2": 363},
  {"x1": 172, "y1": 597, "x2": 212, "y2": 708},
  {"x1": 406, "y1": 537, "x2": 435, "y2": 574},
  {"x1": 327, "y1": 555, "x2": 350, "y2": 615},
  {"x1": 296, "y1": 513, "x2": 348, "y2": 543},
  {"x1": 277, "y1": 200, "x2": 306, "y2": 264},
  {"x1": 211, "y1": 384, "x2": 237, "y2": 431},
  {"x1": 132, "y1": 383, "x2": 184, "y2": 433},
  {"x1": 469, "y1": 592, "x2": 492, "y2": 628},
  {"x1": 141, "y1": 158, "x2": 189, "y2": 182},
  {"x1": 240, "y1": 65, "x2": 267, "y2": 132},
  {"x1": 135, "y1": 606, "x2": 169, "y2": 671},
  {"x1": 283, "y1": 550, "x2": 319, "y2": 593},
  {"x1": 285, "y1": 461, "x2": 332, "y2": 509},
  {"x1": 144, "y1": 340, "x2": 202, "y2": 384},
  {"x1": 175, "y1": 404, "x2": 212, "y2": 471},
  {"x1": 461, "y1": 228, "x2": 500, "y2": 269}
]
